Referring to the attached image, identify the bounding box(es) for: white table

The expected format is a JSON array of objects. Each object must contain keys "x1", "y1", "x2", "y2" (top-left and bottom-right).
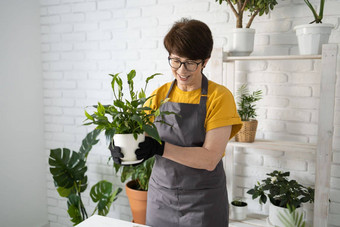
[{"x1": 75, "y1": 215, "x2": 150, "y2": 227}]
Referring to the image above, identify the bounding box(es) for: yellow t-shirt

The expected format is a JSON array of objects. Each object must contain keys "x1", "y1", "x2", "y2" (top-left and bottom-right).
[{"x1": 147, "y1": 79, "x2": 242, "y2": 139}]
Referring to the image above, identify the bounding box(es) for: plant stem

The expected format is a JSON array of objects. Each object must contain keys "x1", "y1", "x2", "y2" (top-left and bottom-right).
[
  {"x1": 246, "y1": 9, "x2": 259, "y2": 28},
  {"x1": 226, "y1": 0, "x2": 240, "y2": 27}
]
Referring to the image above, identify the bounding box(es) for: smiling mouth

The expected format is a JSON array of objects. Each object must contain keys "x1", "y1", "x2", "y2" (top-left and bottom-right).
[{"x1": 178, "y1": 74, "x2": 190, "y2": 80}]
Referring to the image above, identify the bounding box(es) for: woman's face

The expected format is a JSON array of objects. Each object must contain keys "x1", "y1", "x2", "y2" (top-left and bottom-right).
[{"x1": 169, "y1": 54, "x2": 207, "y2": 91}]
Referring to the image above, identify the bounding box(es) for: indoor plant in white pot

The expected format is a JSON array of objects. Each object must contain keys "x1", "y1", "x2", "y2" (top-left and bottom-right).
[
  {"x1": 294, "y1": 0, "x2": 333, "y2": 55},
  {"x1": 235, "y1": 84, "x2": 262, "y2": 142},
  {"x1": 215, "y1": 0, "x2": 278, "y2": 56},
  {"x1": 84, "y1": 69, "x2": 170, "y2": 165},
  {"x1": 247, "y1": 170, "x2": 314, "y2": 227},
  {"x1": 230, "y1": 198, "x2": 248, "y2": 221}
]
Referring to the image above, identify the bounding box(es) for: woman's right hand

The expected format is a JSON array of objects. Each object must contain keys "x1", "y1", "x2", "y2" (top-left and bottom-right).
[{"x1": 108, "y1": 141, "x2": 124, "y2": 164}]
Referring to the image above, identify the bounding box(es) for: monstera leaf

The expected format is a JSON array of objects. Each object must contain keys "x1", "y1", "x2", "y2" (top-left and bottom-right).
[
  {"x1": 67, "y1": 194, "x2": 83, "y2": 225},
  {"x1": 90, "y1": 180, "x2": 122, "y2": 216},
  {"x1": 78, "y1": 129, "x2": 101, "y2": 160},
  {"x1": 49, "y1": 148, "x2": 87, "y2": 189}
]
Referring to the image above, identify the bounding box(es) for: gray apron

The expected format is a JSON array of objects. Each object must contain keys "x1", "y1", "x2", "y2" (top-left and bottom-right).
[{"x1": 146, "y1": 75, "x2": 229, "y2": 227}]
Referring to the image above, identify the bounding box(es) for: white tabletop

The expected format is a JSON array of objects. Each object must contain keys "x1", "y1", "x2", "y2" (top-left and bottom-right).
[{"x1": 75, "y1": 215, "x2": 150, "y2": 227}]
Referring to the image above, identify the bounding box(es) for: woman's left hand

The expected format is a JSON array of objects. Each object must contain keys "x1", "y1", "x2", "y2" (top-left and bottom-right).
[{"x1": 135, "y1": 137, "x2": 165, "y2": 161}]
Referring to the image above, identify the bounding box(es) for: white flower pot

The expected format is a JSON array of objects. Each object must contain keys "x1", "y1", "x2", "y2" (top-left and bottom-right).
[
  {"x1": 230, "y1": 203, "x2": 247, "y2": 221},
  {"x1": 113, "y1": 133, "x2": 145, "y2": 164},
  {"x1": 226, "y1": 28, "x2": 255, "y2": 56},
  {"x1": 294, "y1": 23, "x2": 333, "y2": 55},
  {"x1": 268, "y1": 203, "x2": 305, "y2": 227}
]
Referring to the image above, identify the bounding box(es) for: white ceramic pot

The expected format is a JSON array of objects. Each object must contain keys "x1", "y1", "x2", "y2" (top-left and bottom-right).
[
  {"x1": 113, "y1": 133, "x2": 145, "y2": 164},
  {"x1": 230, "y1": 203, "x2": 247, "y2": 221},
  {"x1": 226, "y1": 28, "x2": 255, "y2": 56},
  {"x1": 294, "y1": 23, "x2": 333, "y2": 55},
  {"x1": 268, "y1": 203, "x2": 305, "y2": 227}
]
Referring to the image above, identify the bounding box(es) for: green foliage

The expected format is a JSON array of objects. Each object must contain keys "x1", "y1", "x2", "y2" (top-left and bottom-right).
[
  {"x1": 215, "y1": 0, "x2": 278, "y2": 28},
  {"x1": 231, "y1": 198, "x2": 248, "y2": 207},
  {"x1": 236, "y1": 84, "x2": 262, "y2": 121},
  {"x1": 304, "y1": 0, "x2": 325, "y2": 23},
  {"x1": 278, "y1": 204, "x2": 307, "y2": 227},
  {"x1": 49, "y1": 129, "x2": 122, "y2": 225},
  {"x1": 114, "y1": 157, "x2": 155, "y2": 191},
  {"x1": 84, "y1": 70, "x2": 173, "y2": 144},
  {"x1": 247, "y1": 170, "x2": 315, "y2": 209}
]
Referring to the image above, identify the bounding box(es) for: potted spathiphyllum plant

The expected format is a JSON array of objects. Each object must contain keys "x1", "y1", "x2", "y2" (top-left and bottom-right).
[
  {"x1": 235, "y1": 84, "x2": 262, "y2": 142},
  {"x1": 215, "y1": 0, "x2": 278, "y2": 56},
  {"x1": 48, "y1": 129, "x2": 122, "y2": 226},
  {"x1": 294, "y1": 0, "x2": 333, "y2": 55},
  {"x1": 247, "y1": 170, "x2": 314, "y2": 227},
  {"x1": 84, "y1": 70, "x2": 169, "y2": 164},
  {"x1": 230, "y1": 198, "x2": 248, "y2": 221},
  {"x1": 84, "y1": 69, "x2": 172, "y2": 224}
]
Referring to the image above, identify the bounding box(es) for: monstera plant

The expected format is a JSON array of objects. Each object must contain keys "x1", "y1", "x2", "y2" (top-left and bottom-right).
[{"x1": 49, "y1": 129, "x2": 122, "y2": 226}]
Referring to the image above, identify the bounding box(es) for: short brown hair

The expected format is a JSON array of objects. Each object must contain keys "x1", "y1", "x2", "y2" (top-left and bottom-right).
[{"x1": 163, "y1": 18, "x2": 213, "y2": 60}]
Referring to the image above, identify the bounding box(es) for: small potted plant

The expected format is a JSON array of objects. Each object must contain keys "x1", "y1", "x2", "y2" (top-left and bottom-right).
[
  {"x1": 235, "y1": 84, "x2": 262, "y2": 142},
  {"x1": 294, "y1": 0, "x2": 333, "y2": 55},
  {"x1": 247, "y1": 170, "x2": 314, "y2": 227},
  {"x1": 230, "y1": 198, "x2": 248, "y2": 221},
  {"x1": 84, "y1": 69, "x2": 170, "y2": 164},
  {"x1": 48, "y1": 129, "x2": 122, "y2": 226},
  {"x1": 215, "y1": 0, "x2": 278, "y2": 56}
]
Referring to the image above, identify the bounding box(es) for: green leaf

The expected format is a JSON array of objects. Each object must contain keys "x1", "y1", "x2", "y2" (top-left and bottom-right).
[
  {"x1": 57, "y1": 186, "x2": 76, "y2": 197},
  {"x1": 49, "y1": 148, "x2": 87, "y2": 189},
  {"x1": 90, "y1": 180, "x2": 122, "y2": 216},
  {"x1": 142, "y1": 124, "x2": 161, "y2": 143},
  {"x1": 78, "y1": 129, "x2": 101, "y2": 160},
  {"x1": 67, "y1": 194, "x2": 83, "y2": 225}
]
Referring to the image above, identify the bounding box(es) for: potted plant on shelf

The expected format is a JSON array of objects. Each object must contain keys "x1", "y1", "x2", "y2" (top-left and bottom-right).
[
  {"x1": 294, "y1": 0, "x2": 333, "y2": 55},
  {"x1": 235, "y1": 84, "x2": 262, "y2": 142},
  {"x1": 247, "y1": 170, "x2": 314, "y2": 227},
  {"x1": 84, "y1": 69, "x2": 173, "y2": 224},
  {"x1": 215, "y1": 0, "x2": 278, "y2": 56},
  {"x1": 48, "y1": 129, "x2": 122, "y2": 226},
  {"x1": 230, "y1": 198, "x2": 248, "y2": 221}
]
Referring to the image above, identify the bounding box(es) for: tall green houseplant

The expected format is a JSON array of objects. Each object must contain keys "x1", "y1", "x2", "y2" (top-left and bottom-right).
[{"x1": 49, "y1": 129, "x2": 122, "y2": 226}]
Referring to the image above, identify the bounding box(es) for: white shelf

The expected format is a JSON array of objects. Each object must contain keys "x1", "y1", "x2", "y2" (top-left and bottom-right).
[
  {"x1": 228, "y1": 140, "x2": 316, "y2": 154},
  {"x1": 223, "y1": 53, "x2": 322, "y2": 62},
  {"x1": 229, "y1": 213, "x2": 268, "y2": 227},
  {"x1": 212, "y1": 44, "x2": 338, "y2": 226}
]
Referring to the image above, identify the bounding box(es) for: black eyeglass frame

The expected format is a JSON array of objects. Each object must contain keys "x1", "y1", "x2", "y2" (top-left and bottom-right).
[{"x1": 168, "y1": 57, "x2": 204, "y2": 72}]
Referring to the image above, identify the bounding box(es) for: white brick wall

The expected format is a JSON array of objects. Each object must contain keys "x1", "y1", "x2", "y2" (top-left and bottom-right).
[{"x1": 40, "y1": 0, "x2": 340, "y2": 226}]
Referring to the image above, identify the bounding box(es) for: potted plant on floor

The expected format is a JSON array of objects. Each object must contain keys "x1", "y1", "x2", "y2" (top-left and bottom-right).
[
  {"x1": 214, "y1": 0, "x2": 278, "y2": 56},
  {"x1": 230, "y1": 198, "x2": 248, "y2": 221},
  {"x1": 235, "y1": 84, "x2": 262, "y2": 142},
  {"x1": 247, "y1": 170, "x2": 314, "y2": 227},
  {"x1": 294, "y1": 0, "x2": 333, "y2": 55},
  {"x1": 84, "y1": 69, "x2": 173, "y2": 224},
  {"x1": 113, "y1": 157, "x2": 155, "y2": 224},
  {"x1": 48, "y1": 129, "x2": 122, "y2": 226}
]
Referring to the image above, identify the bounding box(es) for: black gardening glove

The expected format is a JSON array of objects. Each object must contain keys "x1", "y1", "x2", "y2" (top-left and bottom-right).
[
  {"x1": 135, "y1": 137, "x2": 165, "y2": 161},
  {"x1": 108, "y1": 141, "x2": 123, "y2": 164}
]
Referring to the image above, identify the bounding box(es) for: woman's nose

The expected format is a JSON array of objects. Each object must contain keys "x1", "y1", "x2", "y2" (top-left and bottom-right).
[{"x1": 176, "y1": 63, "x2": 187, "y2": 74}]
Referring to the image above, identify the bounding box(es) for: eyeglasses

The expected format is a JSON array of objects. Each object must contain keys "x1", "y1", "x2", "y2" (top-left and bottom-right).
[{"x1": 168, "y1": 57, "x2": 203, "y2": 72}]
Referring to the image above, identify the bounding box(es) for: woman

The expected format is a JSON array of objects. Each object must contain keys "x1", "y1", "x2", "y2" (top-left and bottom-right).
[{"x1": 111, "y1": 18, "x2": 242, "y2": 227}]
